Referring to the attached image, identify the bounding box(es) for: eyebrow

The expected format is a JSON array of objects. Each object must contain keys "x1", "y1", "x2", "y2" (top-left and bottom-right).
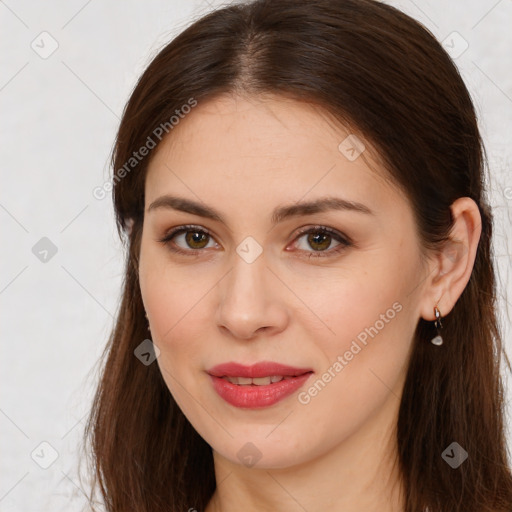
[{"x1": 147, "y1": 194, "x2": 374, "y2": 224}]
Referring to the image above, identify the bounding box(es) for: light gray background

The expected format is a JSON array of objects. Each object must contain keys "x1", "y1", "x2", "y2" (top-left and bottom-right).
[{"x1": 1, "y1": 1, "x2": 511, "y2": 510}]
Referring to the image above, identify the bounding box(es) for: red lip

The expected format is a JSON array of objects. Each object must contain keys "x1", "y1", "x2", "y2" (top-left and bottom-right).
[
  {"x1": 206, "y1": 361, "x2": 314, "y2": 409},
  {"x1": 207, "y1": 361, "x2": 313, "y2": 378}
]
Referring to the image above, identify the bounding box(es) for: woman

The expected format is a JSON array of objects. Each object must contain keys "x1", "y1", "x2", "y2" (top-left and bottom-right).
[{"x1": 81, "y1": 0, "x2": 512, "y2": 511}]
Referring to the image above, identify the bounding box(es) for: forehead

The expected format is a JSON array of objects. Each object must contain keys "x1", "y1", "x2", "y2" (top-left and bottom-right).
[
  {"x1": 152, "y1": 93, "x2": 370, "y2": 164},
  {"x1": 144, "y1": 93, "x2": 408, "y2": 222}
]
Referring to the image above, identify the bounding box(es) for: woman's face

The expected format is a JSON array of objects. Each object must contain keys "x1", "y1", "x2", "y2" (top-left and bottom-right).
[{"x1": 139, "y1": 93, "x2": 430, "y2": 469}]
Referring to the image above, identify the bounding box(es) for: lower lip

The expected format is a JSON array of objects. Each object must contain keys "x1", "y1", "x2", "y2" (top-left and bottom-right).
[{"x1": 209, "y1": 373, "x2": 313, "y2": 409}]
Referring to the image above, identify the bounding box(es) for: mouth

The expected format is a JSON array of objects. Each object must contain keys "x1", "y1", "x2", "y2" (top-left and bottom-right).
[
  {"x1": 206, "y1": 361, "x2": 314, "y2": 408},
  {"x1": 207, "y1": 361, "x2": 313, "y2": 378},
  {"x1": 219, "y1": 375, "x2": 304, "y2": 385}
]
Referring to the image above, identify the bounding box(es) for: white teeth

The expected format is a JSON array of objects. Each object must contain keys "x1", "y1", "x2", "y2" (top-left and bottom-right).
[
  {"x1": 252, "y1": 377, "x2": 272, "y2": 385},
  {"x1": 223, "y1": 375, "x2": 286, "y2": 385}
]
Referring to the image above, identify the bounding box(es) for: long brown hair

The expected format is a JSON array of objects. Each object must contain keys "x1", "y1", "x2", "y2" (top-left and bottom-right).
[{"x1": 80, "y1": 1, "x2": 512, "y2": 510}]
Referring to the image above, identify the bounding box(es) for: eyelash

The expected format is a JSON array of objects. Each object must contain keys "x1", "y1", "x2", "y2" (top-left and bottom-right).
[{"x1": 157, "y1": 224, "x2": 352, "y2": 259}]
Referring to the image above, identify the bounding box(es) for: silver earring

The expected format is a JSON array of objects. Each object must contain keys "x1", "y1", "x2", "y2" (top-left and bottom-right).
[{"x1": 431, "y1": 306, "x2": 443, "y2": 346}]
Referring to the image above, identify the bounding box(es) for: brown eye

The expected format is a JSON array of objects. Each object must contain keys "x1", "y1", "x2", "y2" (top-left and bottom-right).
[
  {"x1": 305, "y1": 232, "x2": 332, "y2": 252},
  {"x1": 158, "y1": 225, "x2": 217, "y2": 254},
  {"x1": 183, "y1": 230, "x2": 209, "y2": 249},
  {"x1": 158, "y1": 224, "x2": 352, "y2": 259},
  {"x1": 292, "y1": 226, "x2": 352, "y2": 258}
]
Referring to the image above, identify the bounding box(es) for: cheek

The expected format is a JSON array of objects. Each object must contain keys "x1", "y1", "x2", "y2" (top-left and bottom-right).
[
  {"x1": 146, "y1": 284, "x2": 210, "y2": 415},
  {"x1": 319, "y1": 246, "x2": 416, "y2": 354},
  {"x1": 141, "y1": 267, "x2": 216, "y2": 399},
  {"x1": 293, "y1": 302, "x2": 411, "y2": 455},
  {"x1": 300, "y1": 267, "x2": 412, "y2": 403},
  {"x1": 293, "y1": 266, "x2": 404, "y2": 347},
  {"x1": 138, "y1": 246, "x2": 203, "y2": 383},
  {"x1": 140, "y1": 241, "x2": 197, "y2": 340},
  {"x1": 146, "y1": 282, "x2": 207, "y2": 366}
]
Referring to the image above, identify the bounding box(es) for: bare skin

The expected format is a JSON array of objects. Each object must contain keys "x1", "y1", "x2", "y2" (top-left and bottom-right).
[{"x1": 138, "y1": 93, "x2": 481, "y2": 512}]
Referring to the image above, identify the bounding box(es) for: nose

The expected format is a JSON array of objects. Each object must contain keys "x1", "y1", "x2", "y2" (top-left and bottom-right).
[{"x1": 215, "y1": 250, "x2": 289, "y2": 341}]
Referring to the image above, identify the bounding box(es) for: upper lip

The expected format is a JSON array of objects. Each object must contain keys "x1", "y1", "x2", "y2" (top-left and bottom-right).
[{"x1": 207, "y1": 361, "x2": 313, "y2": 378}]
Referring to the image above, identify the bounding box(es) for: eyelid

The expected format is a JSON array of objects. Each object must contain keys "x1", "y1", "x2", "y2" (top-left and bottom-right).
[
  {"x1": 156, "y1": 224, "x2": 219, "y2": 252},
  {"x1": 292, "y1": 224, "x2": 352, "y2": 245},
  {"x1": 157, "y1": 224, "x2": 217, "y2": 243}
]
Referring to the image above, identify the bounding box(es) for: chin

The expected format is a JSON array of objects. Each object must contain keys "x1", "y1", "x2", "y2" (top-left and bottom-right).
[{"x1": 210, "y1": 435, "x2": 315, "y2": 471}]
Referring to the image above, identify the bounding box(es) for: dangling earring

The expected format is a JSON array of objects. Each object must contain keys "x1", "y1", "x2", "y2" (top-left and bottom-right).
[
  {"x1": 431, "y1": 305, "x2": 443, "y2": 346},
  {"x1": 145, "y1": 311, "x2": 151, "y2": 332}
]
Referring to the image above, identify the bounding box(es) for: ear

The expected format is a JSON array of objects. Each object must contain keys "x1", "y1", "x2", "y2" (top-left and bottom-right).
[{"x1": 419, "y1": 197, "x2": 482, "y2": 321}]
